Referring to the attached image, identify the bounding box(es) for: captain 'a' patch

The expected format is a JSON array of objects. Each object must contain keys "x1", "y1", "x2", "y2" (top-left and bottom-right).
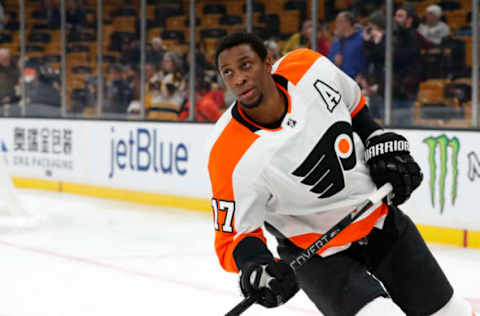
[{"x1": 313, "y1": 79, "x2": 342, "y2": 113}]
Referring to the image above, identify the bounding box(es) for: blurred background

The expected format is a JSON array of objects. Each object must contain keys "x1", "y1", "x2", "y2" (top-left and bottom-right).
[{"x1": 0, "y1": 0, "x2": 478, "y2": 128}]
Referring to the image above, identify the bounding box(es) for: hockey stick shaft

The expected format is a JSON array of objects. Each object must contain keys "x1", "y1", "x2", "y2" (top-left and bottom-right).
[
  {"x1": 225, "y1": 183, "x2": 393, "y2": 316},
  {"x1": 225, "y1": 296, "x2": 257, "y2": 316},
  {"x1": 290, "y1": 182, "x2": 392, "y2": 271}
]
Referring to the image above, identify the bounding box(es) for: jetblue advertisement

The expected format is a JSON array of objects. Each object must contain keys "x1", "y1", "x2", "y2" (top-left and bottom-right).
[
  {"x1": 108, "y1": 127, "x2": 188, "y2": 179},
  {"x1": 100, "y1": 122, "x2": 210, "y2": 198}
]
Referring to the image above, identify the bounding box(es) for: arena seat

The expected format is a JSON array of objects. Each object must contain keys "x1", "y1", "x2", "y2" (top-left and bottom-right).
[
  {"x1": 445, "y1": 10, "x2": 468, "y2": 32},
  {"x1": 28, "y1": 31, "x2": 51, "y2": 44},
  {"x1": 226, "y1": 2, "x2": 244, "y2": 16},
  {"x1": 279, "y1": 10, "x2": 300, "y2": 35},
  {"x1": 264, "y1": 0, "x2": 285, "y2": 14},
  {"x1": 162, "y1": 29, "x2": 185, "y2": 42},
  {"x1": 113, "y1": 16, "x2": 137, "y2": 33},
  {"x1": 0, "y1": 33, "x2": 13, "y2": 43},
  {"x1": 166, "y1": 16, "x2": 188, "y2": 29},
  {"x1": 219, "y1": 15, "x2": 243, "y2": 26},
  {"x1": 414, "y1": 78, "x2": 473, "y2": 126}
]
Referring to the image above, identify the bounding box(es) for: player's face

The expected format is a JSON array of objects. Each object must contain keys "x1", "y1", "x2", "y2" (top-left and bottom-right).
[{"x1": 218, "y1": 44, "x2": 271, "y2": 109}]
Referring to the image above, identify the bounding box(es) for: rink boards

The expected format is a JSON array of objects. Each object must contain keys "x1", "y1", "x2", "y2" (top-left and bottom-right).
[{"x1": 0, "y1": 118, "x2": 479, "y2": 248}]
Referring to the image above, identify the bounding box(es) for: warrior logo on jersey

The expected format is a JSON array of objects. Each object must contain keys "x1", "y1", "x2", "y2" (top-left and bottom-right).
[
  {"x1": 313, "y1": 79, "x2": 342, "y2": 113},
  {"x1": 292, "y1": 121, "x2": 356, "y2": 198}
]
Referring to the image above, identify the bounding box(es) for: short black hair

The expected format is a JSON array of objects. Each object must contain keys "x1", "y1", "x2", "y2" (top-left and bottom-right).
[
  {"x1": 400, "y1": 3, "x2": 417, "y2": 18},
  {"x1": 215, "y1": 32, "x2": 268, "y2": 71}
]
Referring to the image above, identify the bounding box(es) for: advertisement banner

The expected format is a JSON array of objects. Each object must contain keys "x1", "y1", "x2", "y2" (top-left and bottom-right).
[
  {"x1": 1, "y1": 118, "x2": 479, "y2": 231},
  {"x1": 399, "y1": 129, "x2": 480, "y2": 230},
  {"x1": 0, "y1": 119, "x2": 211, "y2": 198},
  {"x1": 91, "y1": 121, "x2": 211, "y2": 198},
  {"x1": 0, "y1": 119, "x2": 82, "y2": 180}
]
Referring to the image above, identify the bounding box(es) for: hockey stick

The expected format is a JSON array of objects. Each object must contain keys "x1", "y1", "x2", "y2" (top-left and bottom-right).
[{"x1": 225, "y1": 183, "x2": 393, "y2": 316}]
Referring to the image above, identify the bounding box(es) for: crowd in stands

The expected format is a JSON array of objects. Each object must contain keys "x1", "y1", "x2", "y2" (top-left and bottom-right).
[{"x1": 0, "y1": 0, "x2": 477, "y2": 126}]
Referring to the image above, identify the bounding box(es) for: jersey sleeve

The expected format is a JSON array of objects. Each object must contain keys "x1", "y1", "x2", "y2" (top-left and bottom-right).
[
  {"x1": 273, "y1": 48, "x2": 366, "y2": 118},
  {"x1": 332, "y1": 61, "x2": 366, "y2": 118},
  {"x1": 207, "y1": 119, "x2": 273, "y2": 273}
]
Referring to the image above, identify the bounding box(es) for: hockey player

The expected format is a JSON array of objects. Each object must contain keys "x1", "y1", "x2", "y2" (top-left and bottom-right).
[{"x1": 206, "y1": 32, "x2": 472, "y2": 315}]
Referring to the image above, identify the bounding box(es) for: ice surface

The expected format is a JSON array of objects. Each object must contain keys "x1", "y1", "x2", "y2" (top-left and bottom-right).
[{"x1": 0, "y1": 190, "x2": 477, "y2": 316}]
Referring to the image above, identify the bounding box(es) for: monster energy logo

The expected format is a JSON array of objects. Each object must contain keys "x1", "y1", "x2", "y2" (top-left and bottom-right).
[{"x1": 423, "y1": 135, "x2": 460, "y2": 213}]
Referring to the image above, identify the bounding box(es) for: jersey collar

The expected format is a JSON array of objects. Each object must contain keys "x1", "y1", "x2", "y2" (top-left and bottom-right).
[{"x1": 233, "y1": 78, "x2": 292, "y2": 132}]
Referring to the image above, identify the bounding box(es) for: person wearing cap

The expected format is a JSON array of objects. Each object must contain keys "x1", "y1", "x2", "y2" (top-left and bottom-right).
[{"x1": 418, "y1": 4, "x2": 450, "y2": 45}]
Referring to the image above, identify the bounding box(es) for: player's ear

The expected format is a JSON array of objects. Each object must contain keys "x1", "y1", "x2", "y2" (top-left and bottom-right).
[{"x1": 265, "y1": 55, "x2": 274, "y2": 72}]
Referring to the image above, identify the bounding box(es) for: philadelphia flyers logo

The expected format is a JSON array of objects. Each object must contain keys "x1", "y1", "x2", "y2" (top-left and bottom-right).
[{"x1": 292, "y1": 121, "x2": 356, "y2": 198}]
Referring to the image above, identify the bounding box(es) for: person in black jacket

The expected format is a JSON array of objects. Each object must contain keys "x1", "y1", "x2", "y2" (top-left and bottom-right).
[
  {"x1": 104, "y1": 64, "x2": 133, "y2": 115},
  {"x1": 359, "y1": 11, "x2": 386, "y2": 122},
  {"x1": 392, "y1": 4, "x2": 423, "y2": 126}
]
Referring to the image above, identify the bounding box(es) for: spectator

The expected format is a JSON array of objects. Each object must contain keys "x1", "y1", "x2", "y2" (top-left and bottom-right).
[
  {"x1": 145, "y1": 75, "x2": 183, "y2": 120},
  {"x1": 282, "y1": 20, "x2": 331, "y2": 56},
  {"x1": 264, "y1": 40, "x2": 280, "y2": 61},
  {"x1": 84, "y1": 75, "x2": 104, "y2": 109},
  {"x1": 144, "y1": 53, "x2": 186, "y2": 119},
  {"x1": 122, "y1": 63, "x2": 162, "y2": 113},
  {"x1": 104, "y1": 63, "x2": 133, "y2": 114},
  {"x1": 145, "y1": 62, "x2": 157, "y2": 83},
  {"x1": 418, "y1": 4, "x2": 450, "y2": 45},
  {"x1": 124, "y1": 64, "x2": 140, "y2": 101},
  {"x1": 179, "y1": 78, "x2": 225, "y2": 122},
  {"x1": 316, "y1": 21, "x2": 333, "y2": 56},
  {"x1": 0, "y1": 1, "x2": 5, "y2": 30},
  {"x1": 282, "y1": 21, "x2": 311, "y2": 55},
  {"x1": 147, "y1": 37, "x2": 166, "y2": 66},
  {"x1": 392, "y1": 3, "x2": 423, "y2": 126},
  {"x1": 188, "y1": 48, "x2": 210, "y2": 77},
  {"x1": 0, "y1": 49, "x2": 21, "y2": 113},
  {"x1": 120, "y1": 39, "x2": 141, "y2": 66},
  {"x1": 156, "y1": 51, "x2": 186, "y2": 94},
  {"x1": 66, "y1": 0, "x2": 88, "y2": 32},
  {"x1": 161, "y1": 51, "x2": 183, "y2": 72},
  {"x1": 328, "y1": 11, "x2": 365, "y2": 79},
  {"x1": 359, "y1": 11, "x2": 386, "y2": 121},
  {"x1": 25, "y1": 62, "x2": 61, "y2": 117}
]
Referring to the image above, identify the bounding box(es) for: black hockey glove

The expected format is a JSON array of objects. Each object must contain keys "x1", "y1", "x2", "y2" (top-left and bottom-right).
[
  {"x1": 239, "y1": 260, "x2": 298, "y2": 308},
  {"x1": 365, "y1": 132, "x2": 423, "y2": 205}
]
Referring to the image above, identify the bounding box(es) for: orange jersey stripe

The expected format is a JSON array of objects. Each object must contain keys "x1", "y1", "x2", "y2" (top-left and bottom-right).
[
  {"x1": 289, "y1": 203, "x2": 389, "y2": 255},
  {"x1": 208, "y1": 118, "x2": 267, "y2": 273},
  {"x1": 209, "y1": 119, "x2": 259, "y2": 199},
  {"x1": 350, "y1": 93, "x2": 366, "y2": 118},
  {"x1": 274, "y1": 48, "x2": 323, "y2": 85}
]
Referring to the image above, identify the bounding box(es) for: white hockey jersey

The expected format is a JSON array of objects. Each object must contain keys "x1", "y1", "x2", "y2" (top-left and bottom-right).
[{"x1": 206, "y1": 49, "x2": 388, "y2": 273}]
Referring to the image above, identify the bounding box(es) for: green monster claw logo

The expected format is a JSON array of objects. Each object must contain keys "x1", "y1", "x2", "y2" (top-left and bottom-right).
[{"x1": 423, "y1": 135, "x2": 460, "y2": 213}]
